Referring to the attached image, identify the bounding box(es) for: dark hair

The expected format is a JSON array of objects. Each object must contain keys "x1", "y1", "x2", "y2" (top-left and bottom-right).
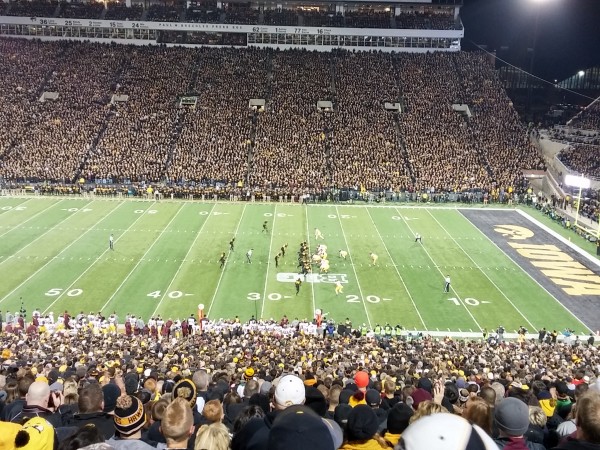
[
  {"x1": 232, "y1": 405, "x2": 265, "y2": 433},
  {"x1": 58, "y1": 424, "x2": 104, "y2": 450}
]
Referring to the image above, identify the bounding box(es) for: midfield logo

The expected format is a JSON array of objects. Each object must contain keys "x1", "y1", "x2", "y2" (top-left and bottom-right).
[{"x1": 276, "y1": 273, "x2": 349, "y2": 284}]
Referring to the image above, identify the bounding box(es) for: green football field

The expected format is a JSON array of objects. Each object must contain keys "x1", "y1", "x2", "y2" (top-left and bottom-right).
[{"x1": 0, "y1": 196, "x2": 590, "y2": 334}]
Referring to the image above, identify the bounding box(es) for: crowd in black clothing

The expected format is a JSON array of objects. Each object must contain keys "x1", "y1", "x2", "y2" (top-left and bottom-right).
[
  {"x1": 5, "y1": 0, "x2": 57, "y2": 17},
  {"x1": 0, "y1": 315, "x2": 599, "y2": 449},
  {"x1": 104, "y1": 2, "x2": 144, "y2": 21},
  {"x1": 0, "y1": 40, "x2": 542, "y2": 197},
  {"x1": 557, "y1": 145, "x2": 600, "y2": 179},
  {"x1": 1, "y1": 1, "x2": 457, "y2": 30}
]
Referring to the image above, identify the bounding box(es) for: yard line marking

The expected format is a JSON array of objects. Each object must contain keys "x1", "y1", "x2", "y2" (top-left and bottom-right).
[
  {"x1": 207, "y1": 204, "x2": 246, "y2": 318},
  {"x1": 151, "y1": 203, "x2": 217, "y2": 318},
  {"x1": 426, "y1": 209, "x2": 536, "y2": 330},
  {"x1": 0, "y1": 201, "x2": 125, "y2": 307},
  {"x1": 304, "y1": 204, "x2": 316, "y2": 317},
  {"x1": 335, "y1": 205, "x2": 372, "y2": 329},
  {"x1": 0, "y1": 199, "x2": 73, "y2": 262},
  {"x1": 393, "y1": 206, "x2": 482, "y2": 331},
  {"x1": 261, "y1": 205, "x2": 277, "y2": 319},
  {"x1": 366, "y1": 209, "x2": 426, "y2": 330},
  {"x1": 0, "y1": 197, "x2": 34, "y2": 218},
  {"x1": 42, "y1": 201, "x2": 158, "y2": 314},
  {"x1": 99, "y1": 202, "x2": 197, "y2": 315}
]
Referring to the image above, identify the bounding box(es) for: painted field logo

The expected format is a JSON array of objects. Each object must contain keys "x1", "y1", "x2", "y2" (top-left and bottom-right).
[
  {"x1": 493, "y1": 225, "x2": 600, "y2": 296},
  {"x1": 276, "y1": 273, "x2": 349, "y2": 284},
  {"x1": 494, "y1": 224, "x2": 534, "y2": 240}
]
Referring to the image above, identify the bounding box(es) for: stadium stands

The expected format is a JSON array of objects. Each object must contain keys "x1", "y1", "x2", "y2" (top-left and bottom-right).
[{"x1": 0, "y1": 40, "x2": 542, "y2": 195}]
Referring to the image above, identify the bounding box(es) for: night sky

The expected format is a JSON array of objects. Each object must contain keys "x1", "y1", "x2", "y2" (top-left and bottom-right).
[{"x1": 460, "y1": 0, "x2": 600, "y2": 83}]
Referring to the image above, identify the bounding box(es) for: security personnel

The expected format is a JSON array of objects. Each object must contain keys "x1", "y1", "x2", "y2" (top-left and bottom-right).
[
  {"x1": 384, "y1": 323, "x2": 392, "y2": 337},
  {"x1": 360, "y1": 323, "x2": 368, "y2": 336},
  {"x1": 395, "y1": 325, "x2": 403, "y2": 338},
  {"x1": 374, "y1": 324, "x2": 382, "y2": 337}
]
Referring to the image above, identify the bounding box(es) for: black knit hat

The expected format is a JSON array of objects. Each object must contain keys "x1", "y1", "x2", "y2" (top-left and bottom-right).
[
  {"x1": 386, "y1": 403, "x2": 413, "y2": 434},
  {"x1": 346, "y1": 404, "x2": 379, "y2": 441},
  {"x1": 114, "y1": 395, "x2": 145, "y2": 436},
  {"x1": 173, "y1": 378, "x2": 197, "y2": 409}
]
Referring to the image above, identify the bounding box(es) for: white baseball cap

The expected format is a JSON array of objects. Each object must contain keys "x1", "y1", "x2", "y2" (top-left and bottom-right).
[
  {"x1": 400, "y1": 413, "x2": 498, "y2": 450},
  {"x1": 274, "y1": 375, "x2": 306, "y2": 408}
]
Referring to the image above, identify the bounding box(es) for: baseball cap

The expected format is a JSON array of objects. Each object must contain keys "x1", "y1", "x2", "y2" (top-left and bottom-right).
[
  {"x1": 400, "y1": 413, "x2": 498, "y2": 450},
  {"x1": 274, "y1": 375, "x2": 305, "y2": 408}
]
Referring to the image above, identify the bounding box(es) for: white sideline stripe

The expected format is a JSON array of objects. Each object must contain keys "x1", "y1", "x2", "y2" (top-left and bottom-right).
[
  {"x1": 43, "y1": 201, "x2": 157, "y2": 314},
  {"x1": 206, "y1": 204, "x2": 245, "y2": 318},
  {"x1": 427, "y1": 209, "x2": 535, "y2": 330},
  {"x1": 261, "y1": 205, "x2": 277, "y2": 319},
  {"x1": 336, "y1": 205, "x2": 372, "y2": 329},
  {"x1": 304, "y1": 204, "x2": 316, "y2": 317},
  {"x1": 0, "y1": 199, "x2": 70, "y2": 262},
  {"x1": 0, "y1": 199, "x2": 113, "y2": 306},
  {"x1": 151, "y1": 203, "x2": 216, "y2": 317},
  {"x1": 394, "y1": 206, "x2": 483, "y2": 331},
  {"x1": 516, "y1": 209, "x2": 600, "y2": 269},
  {"x1": 366, "y1": 208, "x2": 427, "y2": 330}
]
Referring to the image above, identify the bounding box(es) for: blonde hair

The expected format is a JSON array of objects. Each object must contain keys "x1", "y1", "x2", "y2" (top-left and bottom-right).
[
  {"x1": 529, "y1": 406, "x2": 547, "y2": 428},
  {"x1": 162, "y1": 397, "x2": 193, "y2": 443},
  {"x1": 194, "y1": 423, "x2": 231, "y2": 450},
  {"x1": 409, "y1": 400, "x2": 448, "y2": 424}
]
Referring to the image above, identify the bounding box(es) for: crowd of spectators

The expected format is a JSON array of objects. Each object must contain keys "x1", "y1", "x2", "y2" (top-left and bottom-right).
[
  {"x1": 557, "y1": 145, "x2": 600, "y2": 179},
  {"x1": 263, "y1": 8, "x2": 298, "y2": 26},
  {"x1": 5, "y1": 0, "x2": 58, "y2": 17},
  {"x1": 57, "y1": 1, "x2": 103, "y2": 20},
  {"x1": 569, "y1": 100, "x2": 600, "y2": 133},
  {"x1": 344, "y1": 10, "x2": 392, "y2": 29},
  {"x1": 0, "y1": 313, "x2": 600, "y2": 449},
  {"x1": 0, "y1": 40, "x2": 542, "y2": 197},
  {"x1": 395, "y1": 11, "x2": 457, "y2": 30},
  {"x1": 1, "y1": 1, "x2": 458, "y2": 31},
  {"x1": 249, "y1": 50, "x2": 331, "y2": 192},
  {"x1": 104, "y1": 2, "x2": 144, "y2": 21},
  {"x1": 223, "y1": 5, "x2": 258, "y2": 25},
  {"x1": 82, "y1": 46, "x2": 196, "y2": 183},
  {"x1": 167, "y1": 48, "x2": 268, "y2": 186},
  {"x1": 185, "y1": 3, "x2": 221, "y2": 24},
  {"x1": 145, "y1": 4, "x2": 181, "y2": 22}
]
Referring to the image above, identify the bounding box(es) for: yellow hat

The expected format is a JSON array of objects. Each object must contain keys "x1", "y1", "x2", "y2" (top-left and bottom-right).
[
  {"x1": 171, "y1": 366, "x2": 179, "y2": 373},
  {"x1": 233, "y1": 357, "x2": 239, "y2": 363},
  {"x1": 31, "y1": 367, "x2": 38, "y2": 375},
  {"x1": 244, "y1": 368, "x2": 255, "y2": 380}
]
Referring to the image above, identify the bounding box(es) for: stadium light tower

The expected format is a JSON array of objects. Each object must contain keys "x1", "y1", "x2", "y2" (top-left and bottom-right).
[{"x1": 564, "y1": 174, "x2": 596, "y2": 239}]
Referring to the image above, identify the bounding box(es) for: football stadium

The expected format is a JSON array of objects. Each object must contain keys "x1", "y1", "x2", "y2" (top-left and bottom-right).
[{"x1": 1, "y1": 0, "x2": 600, "y2": 448}]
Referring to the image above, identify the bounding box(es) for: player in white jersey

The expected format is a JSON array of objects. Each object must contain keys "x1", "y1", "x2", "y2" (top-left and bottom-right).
[
  {"x1": 339, "y1": 250, "x2": 348, "y2": 259},
  {"x1": 370, "y1": 252, "x2": 378, "y2": 266}
]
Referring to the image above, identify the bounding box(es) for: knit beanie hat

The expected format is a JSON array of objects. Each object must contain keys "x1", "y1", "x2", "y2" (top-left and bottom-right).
[
  {"x1": 172, "y1": 379, "x2": 198, "y2": 409},
  {"x1": 346, "y1": 404, "x2": 379, "y2": 441},
  {"x1": 114, "y1": 395, "x2": 145, "y2": 436},
  {"x1": 495, "y1": 397, "x2": 529, "y2": 436}
]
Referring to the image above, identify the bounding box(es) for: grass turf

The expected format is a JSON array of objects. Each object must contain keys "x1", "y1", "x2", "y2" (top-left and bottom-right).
[{"x1": 0, "y1": 196, "x2": 589, "y2": 334}]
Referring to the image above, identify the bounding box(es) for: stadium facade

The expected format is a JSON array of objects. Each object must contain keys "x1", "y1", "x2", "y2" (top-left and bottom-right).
[{"x1": 0, "y1": 0, "x2": 463, "y2": 52}]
